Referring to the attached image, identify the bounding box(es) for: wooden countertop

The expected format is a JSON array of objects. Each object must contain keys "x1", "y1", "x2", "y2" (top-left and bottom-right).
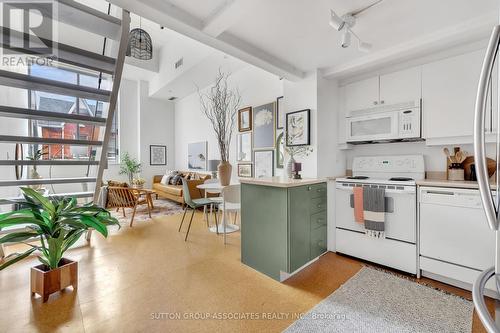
[
  {"x1": 239, "y1": 177, "x2": 326, "y2": 188},
  {"x1": 416, "y1": 179, "x2": 497, "y2": 190}
]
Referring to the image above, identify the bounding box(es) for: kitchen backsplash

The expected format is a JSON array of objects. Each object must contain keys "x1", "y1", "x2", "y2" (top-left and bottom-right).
[{"x1": 345, "y1": 141, "x2": 497, "y2": 173}]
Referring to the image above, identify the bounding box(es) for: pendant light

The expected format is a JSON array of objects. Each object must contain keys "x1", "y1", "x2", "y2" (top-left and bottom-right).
[{"x1": 126, "y1": 16, "x2": 153, "y2": 60}]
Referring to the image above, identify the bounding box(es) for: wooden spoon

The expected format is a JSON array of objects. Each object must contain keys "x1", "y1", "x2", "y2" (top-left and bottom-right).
[{"x1": 443, "y1": 148, "x2": 452, "y2": 163}]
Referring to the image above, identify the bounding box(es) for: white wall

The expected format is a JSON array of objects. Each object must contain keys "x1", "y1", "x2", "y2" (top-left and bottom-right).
[
  {"x1": 103, "y1": 79, "x2": 175, "y2": 187},
  {"x1": 174, "y1": 65, "x2": 282, "y2": 178},
  {"x1": 282, "y1": 72, "x2": 318, "y2": 178}
]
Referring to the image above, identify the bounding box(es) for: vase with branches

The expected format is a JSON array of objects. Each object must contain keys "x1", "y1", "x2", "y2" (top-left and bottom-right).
[
  {"x1": 119, "y1": 153, "x2": 141, "y2": 184},
  {"x1": 284, "y1": 145, "x2": 313, "y2": 178},
  {"x1": 198, "y1": 70, "x2": 241, "y2": 185}
]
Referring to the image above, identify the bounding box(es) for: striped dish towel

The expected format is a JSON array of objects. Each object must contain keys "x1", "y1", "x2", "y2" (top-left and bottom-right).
[{"x1": 363, "y1": 187, "x2": 385, "y2": 238}]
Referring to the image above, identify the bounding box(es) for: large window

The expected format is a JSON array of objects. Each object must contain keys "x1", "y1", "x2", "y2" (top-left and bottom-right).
[{"x1": 28, "y1": 64, "x2": 119, "y2": 162}]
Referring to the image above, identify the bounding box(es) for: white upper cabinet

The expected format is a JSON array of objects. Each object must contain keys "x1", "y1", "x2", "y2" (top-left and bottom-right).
[
  {"x1": 344, "y1": 76, "x2": 379, "y2": 112},
  {"x1": 379, "y1": 67, "x2": 421, "y2": 105},
  {"x1": 422, "y1": 49, "x2": 486, "y2": 141}
]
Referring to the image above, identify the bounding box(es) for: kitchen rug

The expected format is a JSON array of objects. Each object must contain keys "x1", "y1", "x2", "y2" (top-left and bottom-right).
[{"x1": 284, "y1": 267, "x2": 473, "y2": 333}]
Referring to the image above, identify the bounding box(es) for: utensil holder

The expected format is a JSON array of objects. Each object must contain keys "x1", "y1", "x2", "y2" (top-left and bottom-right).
[{"x1": 448, "y1": 168, "x2": 464, "y2": 181}]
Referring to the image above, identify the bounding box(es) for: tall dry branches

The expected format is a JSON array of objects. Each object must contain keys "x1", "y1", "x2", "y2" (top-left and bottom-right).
[{"x1": 198, "y1": 70, "x2": 241, "y2": 162}]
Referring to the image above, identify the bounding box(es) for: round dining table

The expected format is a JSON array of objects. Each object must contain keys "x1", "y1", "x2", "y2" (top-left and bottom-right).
[{"x1": 196, "y1": 182, "x2": 240, "y2": 235}]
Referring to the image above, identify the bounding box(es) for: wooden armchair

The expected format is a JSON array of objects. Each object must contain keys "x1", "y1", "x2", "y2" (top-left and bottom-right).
[{"x1": 107, "y1": 186, "x2": 151, "y2": 227}]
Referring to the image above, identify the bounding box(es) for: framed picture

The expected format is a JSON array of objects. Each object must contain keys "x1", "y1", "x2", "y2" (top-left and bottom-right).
[
  {"x1": 275, "y1": 131, "x2": 284, "y2": 169},
  {"x1": 188, "y1": 141, "x2": 207, "y2": 170},
  {"x1": 238, "y1": 107, "x2": 252, "y2": 132},
  {"x1": 254, "y1": 150, "x2": 274, "y2": 178},
  {"x1": 237, "y1": 164, "x2": 253, "y2": 178},
  {"x1": 286, "y1": 109, "x2": 310, "y2": 146},
  {"x1": 150, "y1": 145, "x2": 167, "y2": 165},
  {"x1": 237, "y1": 132, "x2": 252, "y2": 162},
  {"x1": 252, "y1": 102, "x2": 275, "y2": 149},
  {"x1": 276, "y1": 96, "x2": 284, "y2": 129}
]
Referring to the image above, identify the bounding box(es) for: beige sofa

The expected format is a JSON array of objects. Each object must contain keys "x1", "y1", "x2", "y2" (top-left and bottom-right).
[{"x1": 152, "y1": 172, "x2": 211, "y2": 205}]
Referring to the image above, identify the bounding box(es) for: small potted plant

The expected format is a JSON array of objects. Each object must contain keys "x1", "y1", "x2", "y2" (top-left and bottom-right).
[
  {"x1": 119, "y1": 152, "x2": 141, "y2": 184},
  {"x1": 0, "y1": 188, "x2": 119, "y2": 302},
  {"x1": 284, "y1": 145, "x2": 313, "y2": 178},
  {"x1": 26, "y1": 148, "x2": 48, "y2": 191}
]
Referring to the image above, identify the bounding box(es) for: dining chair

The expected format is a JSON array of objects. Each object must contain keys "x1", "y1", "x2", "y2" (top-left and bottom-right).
[
  {"x1": 220, "y1": 184, "x2": 241, "y2": 244},
  {"x1": 179, "y1": 178, "x2": 219, "y2": 241},
  {"x1": 202, "y1": 178, "x2": 221, "y2": 221}
]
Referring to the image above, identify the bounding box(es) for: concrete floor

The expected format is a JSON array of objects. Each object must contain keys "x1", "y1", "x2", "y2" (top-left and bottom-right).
[{"x1": 0, "y1": 210, "x2": 494, "y2": 332}]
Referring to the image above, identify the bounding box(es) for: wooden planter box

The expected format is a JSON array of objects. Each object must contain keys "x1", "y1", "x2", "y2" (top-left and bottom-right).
[{"x1": 30, "y1": 258, "x2": 78, "y2": 302}]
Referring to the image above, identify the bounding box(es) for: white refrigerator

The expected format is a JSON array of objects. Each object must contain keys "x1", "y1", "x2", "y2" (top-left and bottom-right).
[{"x1": 473, "y1": 24, "x2": 500, "y2": 333}]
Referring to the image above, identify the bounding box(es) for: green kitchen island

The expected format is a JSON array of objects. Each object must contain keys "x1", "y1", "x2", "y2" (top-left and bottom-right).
[{"x1": 240, "y1": 177, "x2": 328, "y2": 281}]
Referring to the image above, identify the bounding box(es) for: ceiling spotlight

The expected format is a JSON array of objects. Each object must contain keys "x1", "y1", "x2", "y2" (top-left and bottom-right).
[
  {"x1": 329, "y1": 10, "x2": 345, "y2": 31},
  {"x1": 358, "y1": 41, "x2": 372, "y2": 52},
  {"x1": 341, "y1": 29, "x2": 351, "y2": 48}
]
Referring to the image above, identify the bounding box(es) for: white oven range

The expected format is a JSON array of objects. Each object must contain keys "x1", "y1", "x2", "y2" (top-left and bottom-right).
[{"x1": 335, "y1": 155, "x2": 425, "y2": 275}]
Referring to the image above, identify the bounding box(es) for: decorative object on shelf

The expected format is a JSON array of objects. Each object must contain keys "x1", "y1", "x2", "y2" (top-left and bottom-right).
[
  {"x1": 199, "y1": 70, "x2": 241, "y2": 186},
  {"x1": 253, "y1": 102, "x2": 276, "y2": 149},
  {"x1": 188, "y1": 141, "x2": 207, "y2": 170},
  {"x1": 14, "y1": 143, "x2": 23, "y2": 180},
  {"x1": 276, "y1": 96, "x2": 284, "y2": 129},
  {"x1": 254, "y1": 150, "x2": 274, "y2": 178},
  {"x1": 119, "y1": 152, "x2": 141, "y2": 184},
  {"x1": 238, "y1": 164, "x2": 253, "y2": 178},
  {"x1": 285, "y1": 145, "x2": 313, "y2": 178},
  {"x1": 292, "y1": 162, "x2": 302, "y2": 179},
  {"x1": 238, "y1": 106, "x2": 252, "y2": 132},
  {"x1": 0, "y1": 188, "x2": 119, "y2": 302},
  {"x1": 27, "y1": 148, "x2": 47, "y2": 190},
  {"x1": 131, "y1": 177, "x2": 146, "y2": 188},
  {"x1": 150, "y1": 145, "x2": 166, "y2": 165},
  {"x1": 276, "y1": 131, "x2": 285, "y2": 169},
  {"x1": 208, "y1": 159, "x2": 220, "y2": 179},
  {"x1": 286, "y1": 109, "x2": 311, "y2": 146},
  {"x1": 237, "y1": 132, "x2": 252, "y2": 162},
  {"x1": 126, "y1": 17, "x2": 153, "y2": 60}
]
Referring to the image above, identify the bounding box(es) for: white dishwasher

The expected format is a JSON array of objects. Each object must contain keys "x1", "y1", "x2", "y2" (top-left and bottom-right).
[{"x1": 419, "y1": 186, "x2": 497, "y2": 297}]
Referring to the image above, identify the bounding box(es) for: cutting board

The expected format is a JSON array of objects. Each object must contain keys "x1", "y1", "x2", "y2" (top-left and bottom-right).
[{"x1": 461, "y1": 156, "x2": 496, "y2": 180}]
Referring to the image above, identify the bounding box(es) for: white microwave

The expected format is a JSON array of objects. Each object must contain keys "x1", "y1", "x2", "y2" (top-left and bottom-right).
[{"x1": 346, "y1": 103, "x2": 422, "y2": 143}]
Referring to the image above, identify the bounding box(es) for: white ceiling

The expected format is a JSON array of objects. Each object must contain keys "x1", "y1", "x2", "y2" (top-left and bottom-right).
[{"x1": 109, "y1": 0, "x2": 499, "y2": 81}]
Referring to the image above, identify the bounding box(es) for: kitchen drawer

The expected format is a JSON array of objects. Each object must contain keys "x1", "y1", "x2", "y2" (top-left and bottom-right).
[
  {"x1": 311, "y1": 211, "x2": 327, "y2": 230},
  {"x1": 310, "y1": 196, "x2": 327, "y2": 214},
  {"x1": 307, "y1": 183, "x2": 327, "y2": 198},
  {"x1": 311, "y1": 226, "x2": 327, "y2": 259}
]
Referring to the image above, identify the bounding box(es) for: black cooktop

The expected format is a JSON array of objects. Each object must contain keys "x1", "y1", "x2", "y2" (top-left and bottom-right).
[
  {"x1": 389, "y1": 177, "x2": 414, "y2": 181},
  {"x1": 347, "y1": 176, "x2": 369, "y2": 180}
]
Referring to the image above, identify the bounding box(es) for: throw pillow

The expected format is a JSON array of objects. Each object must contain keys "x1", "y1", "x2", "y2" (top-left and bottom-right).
[
  {"x1": 160, "y1": 175, "x2": 168, "y2": 185},
  {"x1": 108, "y1": 180, "x2": 128, "y2": 187},
  {"x1": 171, "y1": 174, "x2": 182, "y2": 185}
]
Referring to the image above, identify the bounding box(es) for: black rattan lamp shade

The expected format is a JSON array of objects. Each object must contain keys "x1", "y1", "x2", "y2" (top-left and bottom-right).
[{"x1": 126, "y1": 28, "x2": 153, "y2": 60}]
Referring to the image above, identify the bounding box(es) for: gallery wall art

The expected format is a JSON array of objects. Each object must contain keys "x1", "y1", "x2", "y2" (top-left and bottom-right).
[
  {"x1": 254, "y1": 150, "x2": 274, "y2": 178},
  {"x1": 252, "y1": 102, "x2": 275, "y2": 149},
  {"x1": 188, "y1": 141, "x2": 207, "y2": 170},
  {"x1": 237, "y1": 132, "x2": 252, "y2": 162},
  {"x1": 150, "y1": 145, "x2": 167, "y2": 165},
  {"x1": 238, "y1": 107, "x2": 252, "y2": 132},
  {"x1": 286, "y1": 109, "x2": 310, "y2": 146}
]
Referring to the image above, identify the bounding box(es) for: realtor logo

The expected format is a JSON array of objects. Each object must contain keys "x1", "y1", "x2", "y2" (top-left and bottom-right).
[{"x1": 1, "y1": 0, "x2": 57, "y2": 58}]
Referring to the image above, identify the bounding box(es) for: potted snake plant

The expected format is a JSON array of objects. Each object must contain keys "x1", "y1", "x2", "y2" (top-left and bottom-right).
[{"x1": 0, "y1": 187, "x2": 119, "y2": 302}]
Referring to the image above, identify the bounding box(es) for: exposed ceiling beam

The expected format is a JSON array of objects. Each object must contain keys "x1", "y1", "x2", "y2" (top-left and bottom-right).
[
  {"x1": 323, "y1": 13, "x2": 496, "y2": 79},
  {"x1": 108, "y1": 0, "x2": 305, "y2": 81},
  {"x1": 202, "y1": 0, "x2": 253, "y2": 37}
]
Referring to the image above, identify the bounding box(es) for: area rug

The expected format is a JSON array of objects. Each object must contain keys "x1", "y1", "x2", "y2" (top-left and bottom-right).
[
  {"x1": 110, "y1": 198, "x2": 184, "y2": 225},
  {"x1": 284, "y1": 267, "x2": 473, "y2": 333}
]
